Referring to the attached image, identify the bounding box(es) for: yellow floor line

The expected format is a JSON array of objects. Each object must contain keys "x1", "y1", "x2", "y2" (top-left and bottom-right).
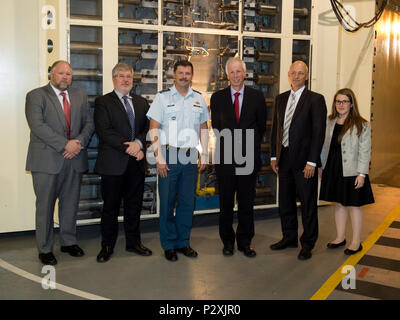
[{"x1": 310, "y1": 203, "x2": 400, "y2": 300}]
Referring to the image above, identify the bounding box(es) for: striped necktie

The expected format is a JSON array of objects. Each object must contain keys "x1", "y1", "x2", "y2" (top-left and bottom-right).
[
  {"x1": 282, "y1": 93, "x2": 296, "y2": 147},
  {"x1": 122, "y1": 95, "x2": 135, "y2": 141}
]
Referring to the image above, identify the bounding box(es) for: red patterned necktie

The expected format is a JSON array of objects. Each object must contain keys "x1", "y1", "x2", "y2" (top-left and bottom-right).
[
  {"x1": 234, "y1": 92, "x2": 240, "y2": 123},
  {"x1": 60, "y1": 92, "x2": 71, "y2": 139}
]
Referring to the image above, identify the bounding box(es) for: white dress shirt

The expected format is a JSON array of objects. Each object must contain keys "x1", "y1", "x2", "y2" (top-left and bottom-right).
[{"x1": 50, "y1": 83, "x2": 70, "y2": 110}]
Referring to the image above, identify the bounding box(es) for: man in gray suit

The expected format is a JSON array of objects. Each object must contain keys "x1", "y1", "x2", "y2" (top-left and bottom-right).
[{"x1": 25, "y1": 60, "x2": 94, "y2": 265}]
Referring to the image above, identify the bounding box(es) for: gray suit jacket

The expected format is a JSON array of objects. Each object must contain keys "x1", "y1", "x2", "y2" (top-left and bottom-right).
[
  {"x1": 321, "y1": 118, "x2": 371, "y2": 177},
  {"x1": 25, "y1": 83, "x2": 94, "y2": 174}
]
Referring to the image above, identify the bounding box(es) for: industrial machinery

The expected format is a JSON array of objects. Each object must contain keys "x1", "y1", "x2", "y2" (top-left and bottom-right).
[
  {"x1": 163, "y1": 0, "x2": 239, "y2": 29},
  {"x1": 243, "y1": 0, "x2": 282, "y2": 33}
]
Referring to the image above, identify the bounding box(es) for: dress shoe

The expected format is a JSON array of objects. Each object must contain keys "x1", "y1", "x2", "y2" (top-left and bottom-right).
[
  {"x1": 96, "y1": 246, "x2": 113, "y2": 263},
  {"x1": 126, "y1": 243, "x2": 152, "y2": 256},
  {"x1": 298, "y1": 248, "x2": 312, "y2": 260},
  {"x1": 176, "y1": 246, "x2": 198, "y2": 258},
  {"x1": 165, "y1": 249, "x2": 178, "y2": 261},
  {"x1": 270, "y1": 239, "x2": 298, "y2": 250},
  {"x1": 238, "y1": 246, "x2": 256, "y2": 258},
  {"x1": 39, "y1": 252, "x2": 57, "y2": 266},
  {"x1": 344, "y1": 244, "x2": 363, "y2": 255},
  {"x1": 327, "y1": 239, "x2": 346, "y2": 249},
  {"x1": 61, "y1": 245, "x2": 85, "y2": 257},
  {"x1": 222, "y1": 243, "x2": 234, "y2": 256}
]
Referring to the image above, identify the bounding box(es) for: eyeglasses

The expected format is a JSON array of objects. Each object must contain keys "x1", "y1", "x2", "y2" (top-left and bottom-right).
[
  {"x1": 116, "y1": 74, "x2": 133, "y2": 79},
  {"x1": 335, "y1": 100, "x2": 351, "y2": 105}
]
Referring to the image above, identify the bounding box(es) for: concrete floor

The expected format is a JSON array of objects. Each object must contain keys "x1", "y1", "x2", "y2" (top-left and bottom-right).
[{"x1": 1, "y1": 183, "x2": 399, "y2": 300}]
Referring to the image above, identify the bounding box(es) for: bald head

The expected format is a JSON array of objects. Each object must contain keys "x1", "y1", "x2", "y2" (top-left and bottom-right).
[{"x1": 288, "y1": 60, "x2": 309, "y2": 91}]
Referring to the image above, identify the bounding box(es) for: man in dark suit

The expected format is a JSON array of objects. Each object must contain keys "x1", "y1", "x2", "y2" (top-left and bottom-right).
[
  {"x1": 94, "y1": 63, "x2": 152, "y2": 262},
  {"x1": 211, "y1": 57, "x2": 267, "y2": 257},
  {"x1": 270, "y1": 60, "x2": 327, "y2": 260},
  {"x1": 25, "y1": 60, "x2": 94, "y2": 265}
]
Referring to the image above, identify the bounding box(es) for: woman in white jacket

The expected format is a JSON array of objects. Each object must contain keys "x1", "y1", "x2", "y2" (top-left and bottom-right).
[{"x1": 319, "y1": 88, "x2": 374, "y2": 255}]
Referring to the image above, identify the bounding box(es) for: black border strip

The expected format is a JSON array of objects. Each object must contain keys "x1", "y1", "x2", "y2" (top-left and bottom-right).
[{"x1": 359, "y1": 255, "x2": 400, "y2": 272}]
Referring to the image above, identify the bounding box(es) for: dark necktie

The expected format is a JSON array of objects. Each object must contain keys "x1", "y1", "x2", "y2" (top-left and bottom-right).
[
  {"x1": 60, "y1": 92, "x2": 71, "y2": 139},
  {"x1": 234, "y1": 92, "x2": 240, "y2": 123},
  {"x1": 122, "y1": 95, "x2": 135, "y2": 141}
]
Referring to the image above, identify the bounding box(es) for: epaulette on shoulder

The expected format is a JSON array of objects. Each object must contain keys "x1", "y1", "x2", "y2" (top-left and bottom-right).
[
  {"x1": 159, "y1": 89, "x2": 170, "y2": 94},
  {"x1": 192, "y1": 89, "x2": 202, "y2": 95}
]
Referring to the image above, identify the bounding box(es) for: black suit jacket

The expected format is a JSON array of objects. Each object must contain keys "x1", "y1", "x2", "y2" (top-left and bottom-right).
[
  {"x1": 270, "y1": 88, "x2": 327, "y2": 169},
  {"x1": 94, "y1": 90, "x2": 150, "y2": 175},
  {"x1": 210, "y1": 86, "x2": 267, "y2": 175}
]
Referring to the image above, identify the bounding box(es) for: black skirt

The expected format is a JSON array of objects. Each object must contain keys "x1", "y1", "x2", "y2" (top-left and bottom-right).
[{"x1": 319, "y1": 124, "x2": 374, "y2": 207}]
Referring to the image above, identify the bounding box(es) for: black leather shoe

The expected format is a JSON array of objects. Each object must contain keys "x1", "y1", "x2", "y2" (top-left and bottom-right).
[
  {"x1": 327, "y1": 239, "x2": 346, "y2": 249},
  {"x1": 238, "y1": 246, "x2": 256, "y2": 258},
  {"x1": 61, "y1": 245, "x2": 85, "y2": 257},
  {"x1": 126, "y1": 243, "x2": 152, "y2": 256},
  {"x1": 176, "y1": 246, "x2": 198, "y2": 258},
  {"x1": 270, "y1": 239, "x2": 298, "y2": 250},
  {"x1": 344, "y1": 244, "x2": 363, "y2": 255},
  {"x1": 298, "y1": 248, "x2": 312, "y2": 260},
  {"x1": 96, "y1": 246, "x2": 113, "y2": 263},
  {"x1": 39, "y1": 252, "x2": 57, "y2": 265},
  {"x1": 222, "y1": 243, "x2": 234, "y2": 256},
  {"x1": 165, "y1": 249, "x2": 178, "y2": 261}
]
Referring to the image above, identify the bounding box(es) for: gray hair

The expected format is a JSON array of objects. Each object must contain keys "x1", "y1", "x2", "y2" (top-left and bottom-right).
[
  {"x1": 225, "y1": 57, "x2": 246, "y2": 75},
  {"x1": 112, "y1": 63, "x2": 133, "y2": 77}
]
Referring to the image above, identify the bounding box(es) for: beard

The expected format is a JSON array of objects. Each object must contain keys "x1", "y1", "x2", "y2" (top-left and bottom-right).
[{"x1": 52, "y1": 80, "x2": 71, "y2": 91}]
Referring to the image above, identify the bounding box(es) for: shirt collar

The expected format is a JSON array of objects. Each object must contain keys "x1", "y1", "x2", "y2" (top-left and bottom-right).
[
  {"x1": 50, "y1": 83, "x2": 68, "y2": 97},
  {"x1": 290, "y1": 86, "x2": 306, "y2": 97},
  {"x1": 231, "y1": 85, "x2": 245, "y2": 96},
  {"x1": 114, "y1": 89, "x2": 132, "y2": 100},
  {"x1": 171, "y1": 85, "x2": 193, "y2": 98}
]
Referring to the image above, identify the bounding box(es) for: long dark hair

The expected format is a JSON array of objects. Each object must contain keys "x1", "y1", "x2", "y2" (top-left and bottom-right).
[{"x1": 329, "y1": 88, "x2": 367, "y2": 142}]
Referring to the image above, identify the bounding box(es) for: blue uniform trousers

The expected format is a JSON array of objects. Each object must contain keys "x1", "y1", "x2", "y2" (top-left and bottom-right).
[{"x1": 158, "y1": 148, "x2": 198, "y2": 251}]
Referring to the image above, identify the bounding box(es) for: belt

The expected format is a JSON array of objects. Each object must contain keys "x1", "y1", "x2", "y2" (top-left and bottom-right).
[{"x1": 164, "y1": 145, "x2": 195, "y2": 152}]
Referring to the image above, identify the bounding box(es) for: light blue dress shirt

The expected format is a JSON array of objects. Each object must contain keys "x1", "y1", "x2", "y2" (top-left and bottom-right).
[{"x1": 146, "y1": 85, "x2": 210, "y2": 148}]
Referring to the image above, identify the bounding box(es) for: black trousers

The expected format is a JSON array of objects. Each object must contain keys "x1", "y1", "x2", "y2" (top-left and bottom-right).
[
  {"x1": 278, "y1": 147, "x2": 319, "y2": 249},
  {"x1": 216, "y1": 171, "x2": 257, "y2": 248},
  {"x1": 100, "y1": 158, "x2": 145, "y2": 248}
]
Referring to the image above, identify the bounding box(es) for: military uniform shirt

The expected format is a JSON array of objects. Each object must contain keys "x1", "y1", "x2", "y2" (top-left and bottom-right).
[{"x1": 146, "y1": 85, "x2": 209, "y2": 148}]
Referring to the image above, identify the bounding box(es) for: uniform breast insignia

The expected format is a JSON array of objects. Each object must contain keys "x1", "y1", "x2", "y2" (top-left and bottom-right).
[
  {"x1": 193, "y1": 101, "x2": 201, "y2": 108},
  {"x1": 167, "y1": 104, "x2": 175, "y2": 107}
]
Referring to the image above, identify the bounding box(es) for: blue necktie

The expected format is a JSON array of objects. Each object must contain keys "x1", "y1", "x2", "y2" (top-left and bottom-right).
[{"x1": 122, "y1": 96, "x2": 135, "y2": 141}]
